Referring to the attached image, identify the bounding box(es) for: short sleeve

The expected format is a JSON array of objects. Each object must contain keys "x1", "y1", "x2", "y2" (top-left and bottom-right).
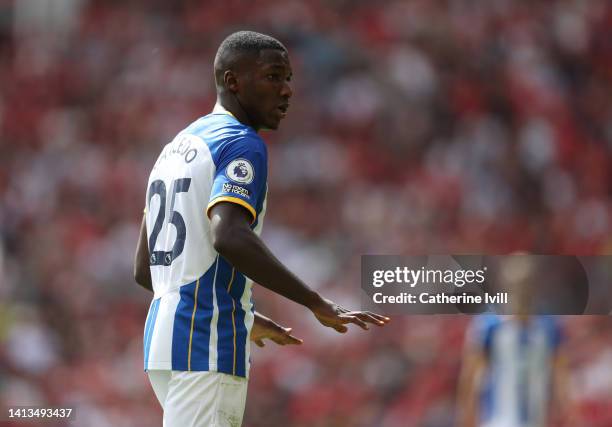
[
  {"x1": 467, "y1": 315, "x2": 500, "y2": 357},
  {"x1": 541, "y1": 316, "x2": 564, "y2": 350},
  {"x1": 206, "y1": 135, "x2": 267, "y2": 224}
]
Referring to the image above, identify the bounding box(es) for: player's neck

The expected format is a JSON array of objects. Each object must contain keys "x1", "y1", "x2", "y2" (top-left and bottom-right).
[{"x1": 215, "y1": 95, "x2": 259, "y2": 132}]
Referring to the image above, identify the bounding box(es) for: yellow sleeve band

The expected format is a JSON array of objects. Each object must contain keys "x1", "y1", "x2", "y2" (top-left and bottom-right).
[{"x1": 207, "y1": 196, "x2": 256, "y2": 224}]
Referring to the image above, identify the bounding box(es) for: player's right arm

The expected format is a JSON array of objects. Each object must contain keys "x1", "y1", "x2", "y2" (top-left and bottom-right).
[
  {"x1": 209, "y1": 202, "x2": 389, "y2": 333},
  {"x1": 134, "y1": 215, "x2": 153, "y2": 292}
]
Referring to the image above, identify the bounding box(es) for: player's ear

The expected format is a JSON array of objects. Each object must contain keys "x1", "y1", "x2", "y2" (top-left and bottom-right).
[{"x1": 224, "y1": 70, "x2": 239, "y2": 93}]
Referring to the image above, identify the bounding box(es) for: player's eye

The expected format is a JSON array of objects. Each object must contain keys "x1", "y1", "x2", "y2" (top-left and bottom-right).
[{"x1": 267, "y1": 74, "x2": 280, "y2": 82}]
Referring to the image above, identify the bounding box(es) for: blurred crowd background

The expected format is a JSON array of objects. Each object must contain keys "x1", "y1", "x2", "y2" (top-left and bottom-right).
[{"x1": 1, "y1": 0, "x2": 611, "y2": 426}]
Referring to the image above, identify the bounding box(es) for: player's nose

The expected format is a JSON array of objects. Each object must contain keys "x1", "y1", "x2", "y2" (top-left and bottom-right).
[{"x1": 281, "y1": 81, "x2": 292, "y2": 99}]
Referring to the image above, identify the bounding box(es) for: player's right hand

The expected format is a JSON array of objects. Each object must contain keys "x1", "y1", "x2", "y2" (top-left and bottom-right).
[
  {"x1": 309, "y1": 297, "x2": 390, "y2": 333},
  {"x1": 251, "y1": 317, "x2": 303, "y2": 347}
]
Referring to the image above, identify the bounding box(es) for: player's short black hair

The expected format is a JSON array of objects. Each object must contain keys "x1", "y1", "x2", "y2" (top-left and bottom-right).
[{"x1": 214, "y1": 31, "x2": 287, "y2": 87}]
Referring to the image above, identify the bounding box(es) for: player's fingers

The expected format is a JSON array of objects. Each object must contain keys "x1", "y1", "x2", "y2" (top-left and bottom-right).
[
  {"x1": 355, "y1": 312, "x2": 385, "y2": 326},
  {"x1": 275, "y1": 335, "x2": 303, "y2": 345},
  {"x1": 282, "y1": 328, "x2": 304, "y2": 345},
  {"x1": 254, "y1": 339, "x2": 265, "y2": 347},
  {"x1": 287, "y1": 335, "x2": 303, "y2": 344},
  {"x1": 347, "y1": 311, "x2": 389, "y2": 326},
  {"x1": 341, "y1": 315, "x2": 369, "y2": 330},
  {"x1": 364, "y1": 311, "x2": 391, "y2": 323},
  {"x1": 358, "y1": 312, "x2": 390, "y2": 326},
  {"x1": 341, "y1": 312, "x2": 377, "y2": 326}
]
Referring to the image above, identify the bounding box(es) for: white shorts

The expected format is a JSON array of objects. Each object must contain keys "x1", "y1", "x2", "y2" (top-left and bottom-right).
[{"x1": 148, "y1": 370, "x2": 248, "y2": 427}]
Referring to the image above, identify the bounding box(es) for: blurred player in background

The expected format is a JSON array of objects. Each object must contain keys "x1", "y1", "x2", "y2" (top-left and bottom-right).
[
  {"x1": 133, "y1": 31, "x2": 389, "y2": 427},
  {"x1": 457, "y1": 259, "x2": 572, "y2": 427}
]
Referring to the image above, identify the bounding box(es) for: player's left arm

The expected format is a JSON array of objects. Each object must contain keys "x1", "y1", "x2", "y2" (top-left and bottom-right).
[
  {"x1": 457, "y1": 317, "x2": 494, "y2": 427},
  {"x1": 456, "y1": 341, "x2": 486, "y2": 427},
  {"x1": 548, "y1": 320, "x2": 575, "y2": 426},
  {"x1": 251, "y1": 312, "x2": 303, "y2": 347},
  {"x1": 134, "y1": 215, "x2": 153, "y2": 292},
  {"x1": 551, "y1": 351, "x2": 574, "y2": 425}
]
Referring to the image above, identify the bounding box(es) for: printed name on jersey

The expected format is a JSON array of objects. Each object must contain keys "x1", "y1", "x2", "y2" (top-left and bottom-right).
[
  {"x1": 222, "y1": 182, "x2": 251, "y2": 198},
  {"x1": 154, "y1": 135, "x2": 199, "y2": 169},
  {"x1": 226, "y1": 158, "x2": 254, "y2": 184}
]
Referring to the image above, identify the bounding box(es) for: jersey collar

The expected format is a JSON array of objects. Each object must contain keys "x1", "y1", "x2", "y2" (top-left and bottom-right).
[{"x1": 212, "y1": 103, "x2": 235, "y2": 117}]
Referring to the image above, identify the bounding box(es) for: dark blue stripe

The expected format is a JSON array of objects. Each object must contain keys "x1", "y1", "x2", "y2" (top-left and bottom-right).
[
  {"x1": 480, "y1": 373, "x2": 493, "y2": 422},
  {"x1": 251, "y1": 185, "x2": 266, "y2": 230},
  {"x1": 215, "y1": 257, "x2": 236, "y2": 374},
  {"x1": 481, "y1": 322, "x2": 500, "y2": 423},
  {"x1": 172, "y1": 282, "x2": 196, "y2": 370},
  {"x1": 232, "y1": 273, "x2": 248, "y2": 377},
  {"x1": 519, "y1": 326, "x2": 530, "y2": 423},
  {"x1": 171, "y1": 263, "x2": 218, "y2": 371},
  {"x1": 143, "y1": 298, "x2": 160, "y2": 371},
  {"x1": 190, "y1": 264, "x2": 217, "y2": 370}
]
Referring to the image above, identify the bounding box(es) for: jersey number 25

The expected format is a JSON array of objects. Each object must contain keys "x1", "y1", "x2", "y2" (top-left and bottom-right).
[{"x1": 147, "y1": 178, "x2": 191, "y2": 266}]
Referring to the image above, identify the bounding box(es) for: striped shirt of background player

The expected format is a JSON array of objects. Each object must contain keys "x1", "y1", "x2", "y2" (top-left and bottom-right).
[{"x1": 469, "y1": 315, "x2": 562, "y2": 427}]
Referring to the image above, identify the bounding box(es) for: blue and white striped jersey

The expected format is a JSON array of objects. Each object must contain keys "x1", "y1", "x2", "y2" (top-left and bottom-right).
[
  {"x1": 143, "y1": 105, "x2": 267, "y2": 378},
  {"x1": 469, "y1": 315, "x2": 562, "y2": 427}
]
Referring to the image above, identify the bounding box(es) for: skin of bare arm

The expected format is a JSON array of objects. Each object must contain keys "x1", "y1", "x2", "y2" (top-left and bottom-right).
[
  {"x1": 134, "y1": 215, "x2": 153, "y2": 292},
  {"x1": 209, "y1": 202, "x2": 390, "y2": 333}
]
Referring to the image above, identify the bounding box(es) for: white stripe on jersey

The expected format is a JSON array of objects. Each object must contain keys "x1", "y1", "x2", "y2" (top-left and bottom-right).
[
  {"x1": 147, "y1": 292, "x2": 180, "y2": 369},
  {"x1": 209, "y1": 256, "x2": 220, "y2": 371},
  {"x1": 143, "y1": 111, "x2": 267, "y2": 378}
]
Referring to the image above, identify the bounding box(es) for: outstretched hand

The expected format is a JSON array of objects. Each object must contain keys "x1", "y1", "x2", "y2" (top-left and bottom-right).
[
  {"x1": 310, "y1": 297, "x2": 390, "y2": 333},
  {"x1": 250, "y1": 316, "x2": 303, "y2": 347}
]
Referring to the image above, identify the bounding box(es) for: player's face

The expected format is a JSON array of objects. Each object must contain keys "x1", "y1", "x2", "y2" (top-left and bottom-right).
[{"x1": 241, "y1": 49, "x2": 292, "y2": 130}]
